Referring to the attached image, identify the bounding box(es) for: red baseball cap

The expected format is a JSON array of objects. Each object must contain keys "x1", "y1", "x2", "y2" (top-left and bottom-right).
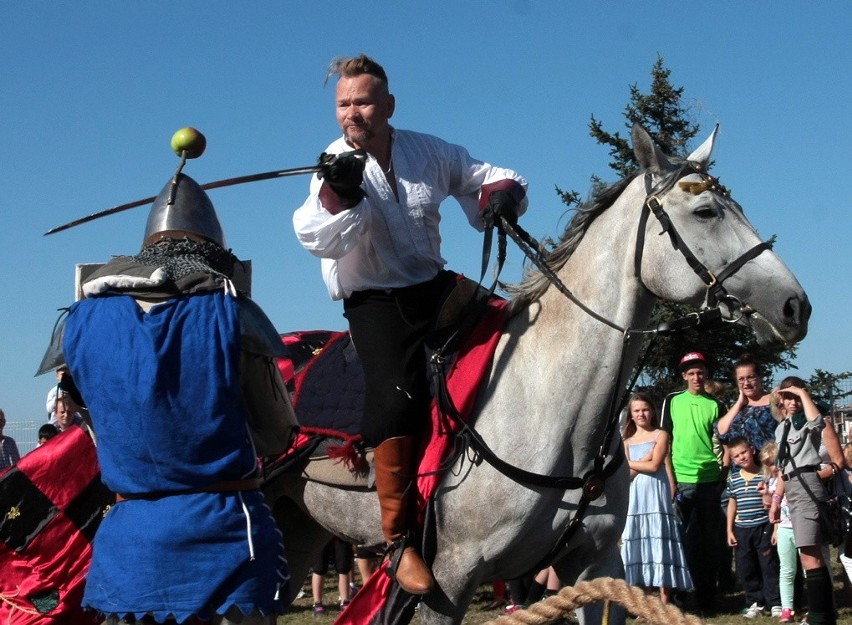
[{"x1": 679, "y1": 351, "x2": 706, "y2": 371}]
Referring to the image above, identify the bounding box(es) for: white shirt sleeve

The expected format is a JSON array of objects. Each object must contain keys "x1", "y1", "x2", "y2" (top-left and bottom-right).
[{"x1": 292, "y1": 174, "x2": 368, "y2": 260}]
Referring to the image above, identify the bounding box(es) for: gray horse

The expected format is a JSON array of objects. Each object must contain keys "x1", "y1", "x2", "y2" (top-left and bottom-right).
[{"x1": 265, "y1": 124, "x2": 810, "y2": 625}]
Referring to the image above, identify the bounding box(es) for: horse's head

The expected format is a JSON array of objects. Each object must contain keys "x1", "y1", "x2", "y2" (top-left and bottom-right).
[{"x1": 632, "y1": 123, "x2": 810, "y2": 346}]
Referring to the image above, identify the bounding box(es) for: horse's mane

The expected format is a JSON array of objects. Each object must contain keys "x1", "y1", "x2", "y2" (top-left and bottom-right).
[{"x1": 506, "y1": 172, "x2": 641, "y2": 312}]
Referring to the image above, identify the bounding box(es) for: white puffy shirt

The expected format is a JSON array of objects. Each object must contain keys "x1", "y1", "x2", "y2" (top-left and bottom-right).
[{"x1": 293, "y1": 128, "x2": 528, "y2": 300}]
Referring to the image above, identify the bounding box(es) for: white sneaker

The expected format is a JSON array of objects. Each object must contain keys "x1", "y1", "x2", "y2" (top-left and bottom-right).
[
  {"x1": 742, "y1": 603, "x2": 766, "y2": 619},
  {"x1": 771, "y1": 606, "x2": 783, "y2": 618}
]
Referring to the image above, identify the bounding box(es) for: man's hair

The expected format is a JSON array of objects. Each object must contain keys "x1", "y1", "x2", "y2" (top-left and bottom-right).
[
  {"x1": 326, "y1": 54, "x2": 389, "y2": 88},
  {"x1": 54, "y1": 395, "x2": 76, "y2": 411}
]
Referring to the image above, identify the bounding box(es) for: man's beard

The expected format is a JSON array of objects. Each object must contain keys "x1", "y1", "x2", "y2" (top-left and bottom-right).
[{"x1": 344, "y1": 124, "x2": 373, "y2": 145}]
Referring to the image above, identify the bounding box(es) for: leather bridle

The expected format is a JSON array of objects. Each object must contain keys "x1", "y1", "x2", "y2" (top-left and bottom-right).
[
  {"x1": 489, "y1": 162, "x2": 772, "y2": 339},
  {"x1": 433, "y1": 162, "x2": 775, "y2": 575},
  {"x1": 636, "y1": 161, "x2": 773, "y2": 313}
]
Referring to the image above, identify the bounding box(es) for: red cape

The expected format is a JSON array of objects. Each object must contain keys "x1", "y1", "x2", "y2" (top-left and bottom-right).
[{"x1": 0, "y1": 426, "x2": 112, "y2": 625}]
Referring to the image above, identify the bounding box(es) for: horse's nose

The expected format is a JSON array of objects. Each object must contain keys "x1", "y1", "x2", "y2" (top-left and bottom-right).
[{"x1": 784, "y1": 294, "x2": 811, "y2": 336}]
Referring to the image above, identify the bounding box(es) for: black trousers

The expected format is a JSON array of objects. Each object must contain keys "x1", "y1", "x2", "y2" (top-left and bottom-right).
[
  {"x1": 734, "y1": 522, "x2": 781, "y2": 607},
  {"x1": 677, "y1": 481, "x2": 724, "y2": 608},
  {"x1": 343, "y1": 271, "x2": 456, "y2": 447},
  {"x1": 313, "y1": 538, "x2": 353, "y2": 576}
]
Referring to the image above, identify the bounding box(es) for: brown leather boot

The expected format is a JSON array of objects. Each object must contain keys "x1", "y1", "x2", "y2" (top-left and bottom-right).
[{"x1": 373, "y1": 436, "x2": 434, "y2": 595}]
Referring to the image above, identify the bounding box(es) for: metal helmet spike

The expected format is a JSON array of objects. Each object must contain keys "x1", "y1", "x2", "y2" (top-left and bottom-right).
[{"x1": 142, "y1": 173, "x2": 226, "y2": 249}]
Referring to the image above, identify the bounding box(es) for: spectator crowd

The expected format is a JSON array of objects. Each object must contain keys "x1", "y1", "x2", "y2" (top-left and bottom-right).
[
  {"x1": 298, "y1": 350, "x2": 852, "y2": 625},
  {"x1": 616, "y1": 351, "x2": 851, "y2": 625}
]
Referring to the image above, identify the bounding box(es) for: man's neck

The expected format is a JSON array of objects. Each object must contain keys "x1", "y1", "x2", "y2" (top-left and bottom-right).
[{"x1": 345, "y1": 128, "x2": 393, "y2": 166}]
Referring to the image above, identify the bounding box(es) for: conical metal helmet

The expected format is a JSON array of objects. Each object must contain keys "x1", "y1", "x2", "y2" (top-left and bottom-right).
[{"x1": 143, "y1": 173, "x2": 225, "y2": 248}]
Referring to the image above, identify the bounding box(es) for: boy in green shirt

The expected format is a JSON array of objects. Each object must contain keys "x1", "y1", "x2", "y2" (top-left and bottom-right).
[{"x1": 660, "y1": 352, "x2": 726, "y2": 614}]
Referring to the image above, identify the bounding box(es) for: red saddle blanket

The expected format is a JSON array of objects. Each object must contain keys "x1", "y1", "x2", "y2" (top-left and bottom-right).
[{"x1": 274, "y1": 298, "x2": 509, "y2": 625}]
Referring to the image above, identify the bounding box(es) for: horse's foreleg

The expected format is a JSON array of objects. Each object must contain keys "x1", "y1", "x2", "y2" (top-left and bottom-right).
[
  {"x1": 417, "y1": 556, "x2": 484, "y2": 625},
  {"x1": 554, "y1": 541, "x2": 626, "y2": 625}
]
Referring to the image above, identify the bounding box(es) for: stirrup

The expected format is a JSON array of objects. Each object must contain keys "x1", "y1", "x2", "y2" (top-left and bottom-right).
[
  {"x1": 385, "y1": 532, "x2": 414, "y2": 579},
  {"x1": 384, "y1": 531, "x2": 434, "y2": 594}
]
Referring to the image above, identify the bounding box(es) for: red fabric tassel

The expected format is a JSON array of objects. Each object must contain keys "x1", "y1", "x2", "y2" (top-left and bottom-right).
[{"x1": 325, "y1": 437, "x2": 368, "y2": 473}]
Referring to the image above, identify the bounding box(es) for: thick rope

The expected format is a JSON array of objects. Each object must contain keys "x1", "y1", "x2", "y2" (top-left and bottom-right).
[
  {"x1": 483, "y1": 577, "x2": 705, "y2": 625},
  {"x1": 0, "y1": 587, "x2": 42, "y2": 625}
]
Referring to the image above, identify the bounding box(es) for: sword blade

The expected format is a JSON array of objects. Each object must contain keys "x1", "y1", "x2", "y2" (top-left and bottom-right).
[{"x1": 44, "y1": 164, "x2": 322, "y2": 236}]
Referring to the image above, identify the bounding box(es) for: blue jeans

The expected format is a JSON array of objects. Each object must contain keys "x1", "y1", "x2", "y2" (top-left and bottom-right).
[{"x1": 677, "y1": 481, "x2": 724, "y2": 606}]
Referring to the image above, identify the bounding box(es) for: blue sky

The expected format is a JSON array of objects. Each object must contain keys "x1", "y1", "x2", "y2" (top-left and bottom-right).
[{"x1": 1, "y1": 2, "x2": 850, "y2": 424}]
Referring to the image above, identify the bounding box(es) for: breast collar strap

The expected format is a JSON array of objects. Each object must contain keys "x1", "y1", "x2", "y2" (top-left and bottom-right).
[{"x1": 635, "y1": 165, "x2": 772, "y2": 309}]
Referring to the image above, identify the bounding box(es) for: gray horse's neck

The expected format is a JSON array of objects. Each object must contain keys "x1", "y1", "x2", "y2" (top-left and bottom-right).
[{"x1": 483, "y1": 177, "x2": 654, "y2": 476}]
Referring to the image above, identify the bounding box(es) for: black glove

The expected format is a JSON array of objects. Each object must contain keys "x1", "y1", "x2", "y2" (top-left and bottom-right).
[
  {"x1": 485, "y1": 189, "x2": 520, "y2": 226},
  {"x1": 317, "y1": 150, "x2": 367, "y2": 206}
]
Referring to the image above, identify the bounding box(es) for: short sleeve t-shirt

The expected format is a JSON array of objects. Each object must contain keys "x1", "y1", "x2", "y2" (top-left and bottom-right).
[{"x1": 666, "y1": 391, "x2": 722, "y2": 484}]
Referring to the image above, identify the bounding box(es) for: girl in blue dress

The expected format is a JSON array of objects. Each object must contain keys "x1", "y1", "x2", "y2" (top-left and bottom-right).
[{"x1": 620, "y1": 393, "x2": 693, "y2": 604}]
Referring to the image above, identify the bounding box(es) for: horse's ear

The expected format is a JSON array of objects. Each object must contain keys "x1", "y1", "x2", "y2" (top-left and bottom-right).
[
  {"x1": 687, "y1": 124, "x2": 719, "y2": 166},
  {"x1": 631, "y1": 123, "x2": 671, "y2": 174}
]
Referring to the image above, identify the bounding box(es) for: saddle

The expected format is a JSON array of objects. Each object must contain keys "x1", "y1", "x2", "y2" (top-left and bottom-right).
[
  {"x1": 276, "y1": 330, "x2": 371, "y2": 487},
  {"x1": 264, "y1": 279, "x2": 504, "y2": 490}
]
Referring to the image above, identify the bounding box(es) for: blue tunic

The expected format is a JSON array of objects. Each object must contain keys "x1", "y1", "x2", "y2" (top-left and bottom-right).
[{"x1": 64, "y1": 291, "x2": 287, "y2": 621}]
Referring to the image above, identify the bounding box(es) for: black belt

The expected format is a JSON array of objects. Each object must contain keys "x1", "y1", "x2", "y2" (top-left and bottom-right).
[
  {"x1": 347, "y1": 271, "x2": 455, "y2": 299},
  {"x1": 781, "y1": 465, "x2": 819, "y2": 482},
  {"x1": 115, "y1": 477, "x2": 261, "y2": 502}
]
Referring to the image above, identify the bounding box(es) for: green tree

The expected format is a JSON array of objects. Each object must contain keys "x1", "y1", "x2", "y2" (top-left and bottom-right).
[
  {"x1": 807, "y1": 369, "x2": 852, "y2": 413},
  {"x1": 558, "y1": 54, "x2": 797, "y2": 397}
]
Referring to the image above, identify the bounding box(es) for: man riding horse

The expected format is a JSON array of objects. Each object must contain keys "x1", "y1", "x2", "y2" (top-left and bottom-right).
[{"x1": 293, "y1": 54, "x2": 528, "y2": 595}]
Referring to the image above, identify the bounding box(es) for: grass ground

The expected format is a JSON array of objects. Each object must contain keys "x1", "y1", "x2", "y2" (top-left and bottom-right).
[{"x1": 278, "y1": 551, "x2": 852, "y2": 625}]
